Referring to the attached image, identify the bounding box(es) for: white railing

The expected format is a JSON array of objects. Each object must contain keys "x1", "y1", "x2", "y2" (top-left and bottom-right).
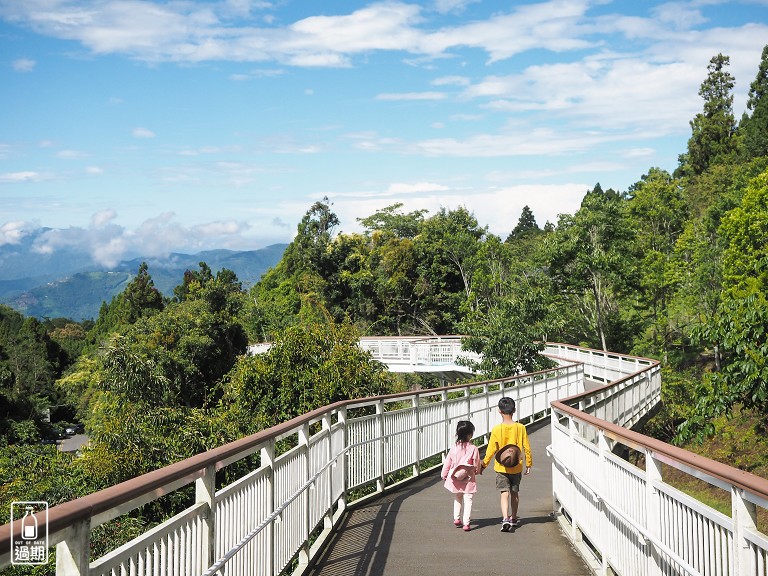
[
  {"x1": 358, "y1": 336, "x2": 481, "y2": 368},
  {"x1": 1, "y1": 343, "x2": 592, "y2": 576},
  {"x1": 249, "y1": 336, "x2": 481, "y2": 372},
  {"x1": 548, "y1": 346, "x2": 768, "y2": 576}
]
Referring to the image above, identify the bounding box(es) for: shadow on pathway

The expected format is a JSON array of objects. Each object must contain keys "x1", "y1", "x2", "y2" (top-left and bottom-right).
[{"x1": 307, "y1": 423, "x2": 592, "y2": 576}]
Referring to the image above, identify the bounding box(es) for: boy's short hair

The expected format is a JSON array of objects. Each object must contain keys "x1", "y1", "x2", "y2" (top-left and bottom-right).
[{"x1": 498, "y1": 397, "x2": 516, "y2": 415}]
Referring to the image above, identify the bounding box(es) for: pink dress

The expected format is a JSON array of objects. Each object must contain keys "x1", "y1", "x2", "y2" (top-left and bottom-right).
[{"x1": 441, "y1": 442, "x2": 480, "y2": 494}]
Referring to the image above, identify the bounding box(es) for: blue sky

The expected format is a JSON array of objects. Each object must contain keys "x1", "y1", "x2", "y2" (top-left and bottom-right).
[{"x1": 1, "y1": 0, "x2": 767, "y2": 267}]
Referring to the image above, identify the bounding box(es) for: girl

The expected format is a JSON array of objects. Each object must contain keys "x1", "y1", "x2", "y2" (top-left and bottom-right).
[{"x1": 440, "y1": 420, "x2": 481, "y2": 531}]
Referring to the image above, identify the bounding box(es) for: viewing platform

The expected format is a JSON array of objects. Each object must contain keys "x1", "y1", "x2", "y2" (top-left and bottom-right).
[{"x1": 250, "y1": 335, "x2": 480, "y2": 382}]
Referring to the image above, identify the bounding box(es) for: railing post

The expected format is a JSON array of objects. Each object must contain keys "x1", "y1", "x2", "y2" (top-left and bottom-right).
[
  {"x1": 298, "y1": 423, "x2": 311, "y2": 569},
  {"x1": 323, "y1": 413, "x2": 334, "y2": 531},
  {"x1": 261, "y1": 440, "x2": 275, "y2": 576},
  {"x1": 56, "y1": 519, "x2": 89, "y2": 576},
  {"x1": 412, "y1": 395, "x2": 421, "y2": 477},
  {"x1": 196, "y1": 464, "x2": 216, "y2": 572},
  {"x1": 645, "y1": 451, "x2": 663, "y2": 576},
  {"x1": 483, "y1": 382, "x2": 491, "y2": 441},
  {"x1": 567, "y1": 415, "x2": 581, "y2": 545},
  {"x1": 597, "y1": 430, "x2": 611, "y2": 576},
  {"x1": 338, "y1": 405, "x2": 349, "y2": 512},
  {"x1": 442, "y1": 390, "x2": 450, "y2": 454},
  {"x1": 376, "y1": 400, "x2": 385, "y2": 493},
  {"x1": 732, "y1": 486, "x2": 757, "y2": 575}
]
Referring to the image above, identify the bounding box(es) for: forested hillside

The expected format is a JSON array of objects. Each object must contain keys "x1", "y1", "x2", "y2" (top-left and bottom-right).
[{"x1": 1, "y1": 47, "x2": 768, "y2": 573}]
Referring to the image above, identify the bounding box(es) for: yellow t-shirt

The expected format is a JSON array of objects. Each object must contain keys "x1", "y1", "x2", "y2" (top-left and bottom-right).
[{"x1": 482, "y1": 421, "x2": 532, "y2": 474}]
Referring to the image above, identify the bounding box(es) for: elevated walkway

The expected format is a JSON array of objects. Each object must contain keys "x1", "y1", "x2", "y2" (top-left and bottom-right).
[
  {"x1": 307, "y1": 421, "x2": 590, "y2": 576},
  {"x1": 250, "y1": 336, "x2": 480, "y2": 382},
  {"x1": 4, "y1": 343, "x2": 768, "y2": 576}
]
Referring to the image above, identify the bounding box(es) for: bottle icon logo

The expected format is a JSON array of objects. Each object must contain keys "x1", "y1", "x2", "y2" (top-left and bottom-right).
[{"x1": 21, "y1": 506, "x2": 38, "y2": 540}]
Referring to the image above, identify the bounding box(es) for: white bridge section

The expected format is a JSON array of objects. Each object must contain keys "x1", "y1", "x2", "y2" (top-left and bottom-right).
[
  {"x1": 250, "y1": 336, "x2": 481, "y2": 381},
  {"x1": 3, "y1": 344, "x2": 768, "y2": 576},
  {"x1": 357, "y1": 336, "x2": 480, "y2": 380}
]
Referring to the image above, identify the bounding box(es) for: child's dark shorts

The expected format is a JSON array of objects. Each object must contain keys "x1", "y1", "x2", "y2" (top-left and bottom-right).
[{"x1": 495, "y1": 471, "x2": 522, "y2": 493}]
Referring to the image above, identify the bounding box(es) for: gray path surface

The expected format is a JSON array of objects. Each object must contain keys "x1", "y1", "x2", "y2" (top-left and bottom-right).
[{"x1": 307, "y1": 423, "x2": 592, "y2": 576}]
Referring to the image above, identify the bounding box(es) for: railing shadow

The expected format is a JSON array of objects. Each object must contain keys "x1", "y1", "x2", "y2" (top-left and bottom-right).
[{"x1": 307, "y1": 475, "x2": 441, "y2": 576}]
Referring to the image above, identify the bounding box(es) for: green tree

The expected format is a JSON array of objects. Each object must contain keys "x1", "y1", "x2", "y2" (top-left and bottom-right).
[
  {"x1": 248, "y1": 199, "x2": 341, "y2": 340},
  {"x1": 369, "y1": 235, "x2": 422, "y2": 334},
  {"x1": 678, "y1": 169, "x2": 768, "y2": 442},
  {"x1": 415, "y1": 207, "x2": 487, "y2": 330},
  {"x1": 459, "y1": 283, "x2": 557, "y2": 378},
  {"x1": 88, "y1": 262, "x2": 165, "y2": 348},
  {"x1": 626, "y1": 168, "x2": 688, "y2": 360},
  {"x1": 357, "y1": 202, "x2": 427, "y2": 239},
  {"x1": 680, "y1": 53, "x2": 737, "y2": 176},
  {"x1": 283, "y1": 197, "x2": 339, "y2": 277},
  {"x1": 221, "y1": 319, "x2": 392, "y2": 434},
  {"x1": 740, "y1": 44, "x2": 768, "y2": 160},
  {"x1": 506, "y1": 205, "x2": 541, "y2": 242},
  {"x1": 546, "y1": 185, "x2": 636, "y2": 351}
]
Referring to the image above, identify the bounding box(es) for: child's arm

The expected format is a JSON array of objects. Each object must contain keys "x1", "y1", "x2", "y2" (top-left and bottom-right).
[
  {"x1": 471, "y1": 446, "x2": 482, "y2": 474},
  {"x1": 441, "y1": 448, "x2": 454, "y2": 480},
  {"x1": 522, "y1": 428, "x2": 533, "y2": 474}
]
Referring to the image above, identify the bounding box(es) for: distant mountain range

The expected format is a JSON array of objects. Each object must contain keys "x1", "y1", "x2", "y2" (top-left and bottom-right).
[{"x1": 0, "y1": 232, "x2": 287, "y2": 321}]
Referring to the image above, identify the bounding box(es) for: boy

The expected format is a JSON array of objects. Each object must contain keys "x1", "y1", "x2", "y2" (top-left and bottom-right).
[{"x1": 480, "y1": 396, "x2": 532, "y2": 532}]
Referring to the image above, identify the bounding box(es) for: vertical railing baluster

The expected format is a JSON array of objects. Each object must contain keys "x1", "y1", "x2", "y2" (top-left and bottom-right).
[
  {"x1": 412, "y1": 395, "x2": 421, "y2": 477},
  {"x1": 196, "y1": 464, "x2": 216, "y2": 573},
  {"x1": 598, "y1": 430, "x2": 611, "y2": 575},
  {"x1": 645, "y1": 451, "x2": 663, "y2": 576},
  {"x1": 732, "y1": 486, "x2": 758, "y2": 576},
  {"x1": 56, "y1": 518, "x2": 90, "y2": 576},
  {"x1": 376, "y1": 400, "x2": 385, "y2": 493},
  {"x1": 338, "y1": 405, "x2": 348, "y2": 515},
  {"x1": 323, "y1": 413, "x2": 333, "y2": 533},
  {"x1": 261, "y1": 440, "x2": 275, "y2": 576},
  {"x1": 297, "y1": 423, "x2": 310, "y2": 570}
]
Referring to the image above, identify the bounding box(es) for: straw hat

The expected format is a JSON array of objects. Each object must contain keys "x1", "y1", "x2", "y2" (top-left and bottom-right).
[{"x1": 495, "y1": 444, "x2": 521, "y2": 468}]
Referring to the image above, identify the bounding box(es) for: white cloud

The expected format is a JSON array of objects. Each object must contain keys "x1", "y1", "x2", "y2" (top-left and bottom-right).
[
  {"x1": 0, "y1": 1, "x2": 593, "y2": 66},
  {"x1": 132, "y1": 127, "x2": 156, "y2": 138},
  {"x1": 385, "y1": 181, "x2": 450, "y2": 195},
  {"x1": 12, "y1": 58, "x2": 35, "y2": 72},
  {"x1": 0, "y1": 171, "x2": 46, "y2": 183},
  {"x1": 432, "y1": 75, "x2": 470, "y2": 86},
  {"x1": 651, "y1": 2, "x2": 707, "y2": 29},
  {"x1": 57, "y1": 149, "x2": 88, "y2": 159},
  {"x1": 432, "y1": 0, "x2": 481, "y2": 14},
  {"x1": 28, "y1": 211, "x2": 255, "y2": 268},
  {"x1": 0, "y1": 221, "x2": 30, "y2": 245},
  {"x1": 376, "y1": 91, "x2": 446, "y2": 100},
  {"x1": 329, "y1": 182, "x2": 587, "y2": 239},
  {"x1": 91, "y1": 209, "x2": 117, "y2": 228}
]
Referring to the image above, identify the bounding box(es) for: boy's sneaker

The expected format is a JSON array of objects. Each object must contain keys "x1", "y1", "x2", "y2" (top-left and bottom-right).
[
  {"x1": 510, "y1": 517, "x2": 521, "y2": 527},
  {"x1": 500, "y1": 518, "x2": 512, "y2": 532}
]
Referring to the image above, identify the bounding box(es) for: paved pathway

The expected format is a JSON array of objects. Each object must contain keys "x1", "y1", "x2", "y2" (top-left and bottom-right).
[{"x1": 307, "y1": 422, "x2": 592, "y2": 576}]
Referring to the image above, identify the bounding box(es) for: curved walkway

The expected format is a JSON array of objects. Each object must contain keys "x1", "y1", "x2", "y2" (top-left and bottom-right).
[{"x1": 307, "y1": 422, "x2": 591, "y2": 576}]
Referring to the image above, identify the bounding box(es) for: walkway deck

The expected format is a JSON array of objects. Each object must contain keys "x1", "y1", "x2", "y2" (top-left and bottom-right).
[{"x1": 307, "y1": 422, "x2": 591, "y2": 576}]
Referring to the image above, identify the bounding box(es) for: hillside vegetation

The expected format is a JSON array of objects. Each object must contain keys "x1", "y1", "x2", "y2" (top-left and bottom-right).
[{"x1": 1, "y1": 48, "x2": 768, "y2": 573}]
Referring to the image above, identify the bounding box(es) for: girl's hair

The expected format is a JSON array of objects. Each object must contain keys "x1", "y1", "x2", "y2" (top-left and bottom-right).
[{"x1": 455, "y1": 420, "x2": 475, "y2": 443}]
